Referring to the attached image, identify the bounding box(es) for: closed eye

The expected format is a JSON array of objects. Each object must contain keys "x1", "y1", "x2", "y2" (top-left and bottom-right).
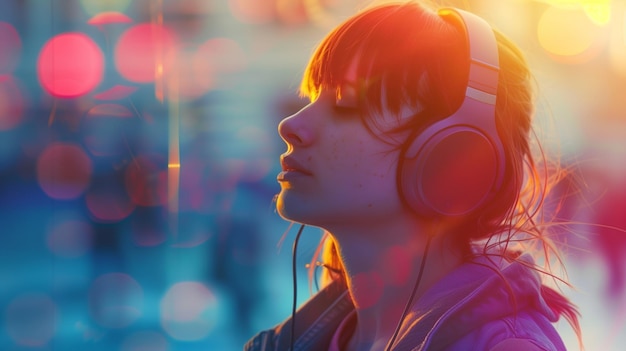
[{"x1": 334, "y1": 92, "x2": 360, "y2": 115}]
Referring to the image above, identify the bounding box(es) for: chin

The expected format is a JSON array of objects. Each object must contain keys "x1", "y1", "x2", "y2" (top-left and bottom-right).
[
  {"x1": 275, "y1": 193, "x2": 299, "y2": 221},
  {"x1": 276, "y1": 192, "x2": 292, "y2": 221},
  {"x1": 276, "y1": 192, "x2": 318, "y2": 225}
]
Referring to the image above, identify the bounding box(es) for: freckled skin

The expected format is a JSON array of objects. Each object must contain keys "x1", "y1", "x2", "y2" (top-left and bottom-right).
[
  {"x1": 275, "y1": 85, "x2": 456, "y2": 351},
  {"x1": 276, "y1": 91, "x2": 403, "y2": 229}
]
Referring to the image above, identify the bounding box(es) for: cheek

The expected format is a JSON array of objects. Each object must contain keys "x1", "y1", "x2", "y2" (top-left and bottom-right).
[
  {"x1": 328, "y1": 138, "x2": 398, "y2": 192},
  {"x1": 321, "y1": 133, "x2": 358, "y2": 170},
  {"x1": 325, "y1": 136, "x2": 370, "y2": 174},
  {"x1": 316, "y1": 118, "x2": 399, "y2": 175}
]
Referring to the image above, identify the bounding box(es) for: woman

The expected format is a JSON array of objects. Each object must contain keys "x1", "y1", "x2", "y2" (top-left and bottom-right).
[{"x1": 246, "y1": 1, "x2": 581, "y2": 350}]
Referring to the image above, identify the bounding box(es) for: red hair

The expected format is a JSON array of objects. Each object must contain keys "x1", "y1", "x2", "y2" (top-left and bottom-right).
[{"x1": 299, "y1": 1, "x2": 582, "y2": 348}]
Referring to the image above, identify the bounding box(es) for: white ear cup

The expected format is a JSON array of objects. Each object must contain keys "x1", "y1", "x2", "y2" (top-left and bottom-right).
[{"x1": 399, "y1": 8, "x2": 505, "y2": 217}]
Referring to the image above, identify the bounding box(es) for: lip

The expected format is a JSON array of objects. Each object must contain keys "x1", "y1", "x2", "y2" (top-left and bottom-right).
[{"x1": 278, "y1": 155, "x2": 312, "y2": 181}]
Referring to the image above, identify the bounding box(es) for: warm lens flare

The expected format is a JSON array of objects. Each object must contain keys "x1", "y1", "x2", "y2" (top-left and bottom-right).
[
  {"x1": 608, "y1": 8, "x2": 626, "y2": 75},
  {"x1": 538, "y1": 0, "x2": 611, "y2": 25},
  {"x1": 537, "y1": 6, "x2": 606, "y2": 63},
  {"x1": 37, "y1": 33, "x2": 104, "y2": 98}
]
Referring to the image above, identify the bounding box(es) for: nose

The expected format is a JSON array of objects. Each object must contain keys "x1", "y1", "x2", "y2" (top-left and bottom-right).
[{"x1": 278, "y1": 108, "x2": 314, "y2": 148}]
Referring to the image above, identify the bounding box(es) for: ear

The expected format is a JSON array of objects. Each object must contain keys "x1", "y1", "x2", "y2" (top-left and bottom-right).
[{"x1": 489, "y1": 338, "x2": 545, "y2": 351}]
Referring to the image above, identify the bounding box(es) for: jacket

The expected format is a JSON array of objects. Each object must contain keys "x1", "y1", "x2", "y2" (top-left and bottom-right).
[{"x1": 244, "y1": 254, "x2": 568, "y2": 351}]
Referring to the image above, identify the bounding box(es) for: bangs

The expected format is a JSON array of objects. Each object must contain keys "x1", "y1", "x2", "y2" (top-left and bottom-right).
[{"x1": 300, "y1": 3, "x2": 467, "y2": 119}]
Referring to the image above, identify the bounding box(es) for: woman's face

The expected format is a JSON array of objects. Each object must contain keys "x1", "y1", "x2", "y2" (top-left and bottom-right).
[{"x1": 276, "y1": 86, "x2": 409, "y2": 230}]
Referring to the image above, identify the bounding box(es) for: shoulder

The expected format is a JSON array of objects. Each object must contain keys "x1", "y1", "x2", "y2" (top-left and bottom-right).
[
  {"x1": 439, "y1": 313, "x2": 567, "y2": 351},
  {"x1": 244, "y1": 280, "x2": 352, "y2": 351},
  {"x1": 489, "y1": 338, "x2": 545, "y2": 351},
  {"x1": 244, "y1": 330, "x2": 276, "y2": 351}
]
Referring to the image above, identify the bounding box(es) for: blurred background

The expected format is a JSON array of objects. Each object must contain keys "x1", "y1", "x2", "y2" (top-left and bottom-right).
[{"x1": 0, "y1": 0, "x2": 624, "y2": 350}]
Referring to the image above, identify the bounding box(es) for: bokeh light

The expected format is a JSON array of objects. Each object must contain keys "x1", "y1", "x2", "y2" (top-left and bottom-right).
[
  {"x1": 85, "y1": 179, "x2": 136, "y2": 223},
  {"x1": 539, "y1": 0, "x2": 611, "y2": 25},
  {"x1": 125, "y1": 154, "x2": 168, "y2": 207},
  {"x1": 2, "y1": 1, "x2": 625, "y2": 351},
  {"x1": 36, "y1": 142, "x2": 93, "y2": 200},
  {"x1": 303, "y1": 0, "x2": 338, "y2": 25},
  {"x1": 537, "y1": 5, "x2": 607, "y2": 63},
  {"x1": 115, "y1": 23, "x2": 178, "y2": 84},
  {"x1": 47, "y1": 219, "x2": 94, "y2": 258},
  {"x1": 121, "y1": 330, "x2": 169, "y2": 351},
  {"x1": 228, "y1": 0, "x2": 277, "y2": 24},
  {"x1": 195, "y1": 38, "x2": 247, "y2": 88},
  {"x1": 160, "y1": 281, "x2": 217, "y2": 341},
  {"x1": 37, "y1": 33, "x2": 104, "y2": 98},
  {"x1": 0, "y1": 75, "x2": 25, "y2": 130},
  {"x1": 82, "y1": 103, "x2": 134, "y2": 157},
  {"x1": 87, "y1": 11, "x2": 133, "y2": 26},
  {"x1": 174, "y1": 38, "x2": 247, "y2": 100},
  {"x1": 5, "y1": 293, "x2": 57, "y2": 347},
  {"x1": 80, "y1": 0, "x2": 133, "y2": 16},
  {"x1": 583, "y1": 2, "x2": 612, "y2": 25},
  {"x1": 276, "y1": 0, "x2": 309, "y2": 25},
  {"x1": 89, "y1": 273, "x2": 143, "y2": 328},
  {"x1": 0, "y1": 22, "x2": 21, "y2": 74}
]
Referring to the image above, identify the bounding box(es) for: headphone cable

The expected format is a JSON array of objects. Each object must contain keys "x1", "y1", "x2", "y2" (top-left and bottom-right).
[
  {"x1": 289, "y1": 225, "x2": 432, "y2": 351},
  {"x1": 385, "y1": 234, "x2": 434, "y2": 351},
  {"x1": 289, "y1": 223, "x2": 306, "y2": 351}
]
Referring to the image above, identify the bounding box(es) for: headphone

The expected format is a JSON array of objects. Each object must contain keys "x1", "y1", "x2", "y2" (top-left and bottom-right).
[
  {"x1": 399, "y1": 8, "x2": 506, "y2": 218},
  {"x1": 289, "y1": 8, "x2": 506, "y2": 351}
]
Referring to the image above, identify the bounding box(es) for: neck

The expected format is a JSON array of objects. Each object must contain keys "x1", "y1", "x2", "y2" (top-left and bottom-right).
[{"x1": 329, "y1": 219, "x2": 463, "y2": 351}]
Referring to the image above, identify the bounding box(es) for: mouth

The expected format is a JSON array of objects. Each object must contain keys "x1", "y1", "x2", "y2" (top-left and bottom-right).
[{"x1": 278, "y1": 155, "x2": 312, "y2": 181}]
